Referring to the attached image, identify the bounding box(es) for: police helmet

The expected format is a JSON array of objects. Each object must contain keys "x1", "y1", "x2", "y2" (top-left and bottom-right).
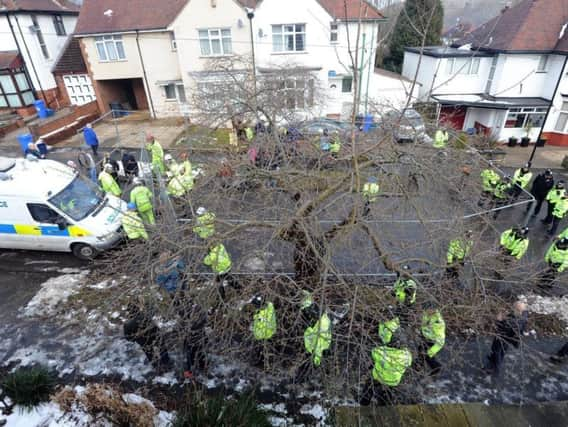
[
  {"x1": 132, "y1": 177, "x2": 143, "y2": 186},
  {"x1": 104, "y1": 163, "x2": 114, "y2": 173},
  {"x1": 196, "y1": 206, "x2": 207, "y2": 216},
  {"x1": 558, "y1": 238, "x2": 568, "y2": 249},
  {"x1": 164, "y1": 154, "x2": 173, "y2": 162},
  {"x1": 557, "y1": 181, "x2": 565, "y2": 189}
]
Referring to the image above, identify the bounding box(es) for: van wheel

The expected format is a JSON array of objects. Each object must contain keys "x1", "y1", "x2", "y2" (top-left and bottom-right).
[{"x1": 72, "y1": 243, "x2": 97, "y2": 260}]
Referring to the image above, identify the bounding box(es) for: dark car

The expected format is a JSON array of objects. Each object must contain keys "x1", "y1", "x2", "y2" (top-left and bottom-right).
[
  {"x1": 379, "y1": 108, "x2": 432, "y2": 143},
  {"x1": 296, "y1": 118, "x2": 355, "y2": 140}
]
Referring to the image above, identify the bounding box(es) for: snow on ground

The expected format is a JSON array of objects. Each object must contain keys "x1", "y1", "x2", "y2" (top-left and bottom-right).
[
  {"x1": 521, "y1": 294, "x2": 568, "y2": 325},
  {"x1": 21, "y1": 271, "x2": 89, "y2": 317}
]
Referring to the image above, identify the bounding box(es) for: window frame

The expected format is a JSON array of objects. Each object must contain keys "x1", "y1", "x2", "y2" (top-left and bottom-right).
[
  {"x1": 30, "y1": 15, "x2": 49, "y2": 59},
  {"x1": 272, "y1": 23, "x2": 306, "y2": 53},
  {"x1": 330, "y1": 22, "x2": 338, "y2": 43},
  {"x1": 53, "y1": 14, "x2": 66, "y2": 36},
  {"x1": 279, "y1": 77, "x2": 314, "y2": 110},
  {"x1": 536, "y1": 55, "x2": 548, "y2": 73},
  {"x1": 0, "y1": 68, "x2": 34, "y2": 108},
  {"x1": 27, "y1": 203, "x2": 63, "y2": 224},
  {"x1": 170, "y1": 32, "x2": 177, "y2": 51},
  {"x1": 504, "y1": 107, "x2": 547, "y2": 129},
  {"x1": 341, "y1": 76, "x2": 353, "y2": 93},
  {"x1": 198, "y1": 28, "x2": 232, "y2": 57},
  {"x1": 554, "y1": 100, "x2": 568, "y2": 133},
  {"x1": 446, "y1": 57, "x2": 480, "y2": 75},
  {"x1": 94, "y1": 35, "x2": 126, "y2": 62}
]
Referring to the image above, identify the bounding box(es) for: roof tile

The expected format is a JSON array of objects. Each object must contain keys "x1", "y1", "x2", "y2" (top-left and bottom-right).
[
  {"x1": 0, "y1": 0, "x2": 80, "y2": 13},
  {"x1": 53, "y1": 37, "x2": 86, "y2": 73},
  {"x1": 0, "y1": 51, "x2": 21, "y2": 69}
]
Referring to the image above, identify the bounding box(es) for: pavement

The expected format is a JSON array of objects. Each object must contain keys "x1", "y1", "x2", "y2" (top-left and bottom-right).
[{"x1": 499, "y1": 144, "x2": 568, "y2": 170}]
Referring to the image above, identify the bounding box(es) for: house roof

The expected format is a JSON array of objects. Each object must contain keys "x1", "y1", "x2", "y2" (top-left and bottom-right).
[
  {"x1": 374, "y1": 67, "x2": 414, "y2": 83},
  {"x1": 432, "y1": 93, "x2": 551, "y2": 110},
  {"x1": 234, "y1": 0, "x2": 384, "y2": 20},
  {"x1": 0, "y1": 0, "x2": 80, "y2": 14},
  {"x1": 405, "y1": 46, "x2": 494, "y2": 58},
  {"x1": 455, "y1": 0, "x2": 568, "y2": 53},
  {"x1": 0, "y1": 51, "x2": 21, "y2": 69},
  {"x1": 75, "y1": 0, "x2": 188, "y2": 35},
  {"x1": 52, "y1": 37, "x2": 86, "y2": 74}
]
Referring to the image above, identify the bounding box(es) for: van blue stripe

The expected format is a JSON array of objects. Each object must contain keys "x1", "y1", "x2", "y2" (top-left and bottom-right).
[
  {"x1": 0, "y1": 224, "x2": 17, "y2": 234},
  {"x1": 40, "y1": 226, "x2": 70, "y2": 237}
]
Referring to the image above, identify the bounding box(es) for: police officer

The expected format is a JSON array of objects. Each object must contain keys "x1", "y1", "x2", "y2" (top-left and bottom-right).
[
  {"x1": 378, "y1": 316, "x2": 400, "y2": 345},
  {"x1": 193, "y1": 207, "x2": 216, "y2": 239},
  {"x1": 479, "y1": 169, "x2": 500, "y2": 207},
  {"x1": 362, "y1": 176, "x2": 380, "y2": 217},
  {"x1": 99, "y1": 163, "x2": 122, "y2": 197},
  {"x1": 304, "y1": 312, "x2": 332, "y2": 367},
  {"x1": 329, "y1": 131, "x2": 341, "y2": 158},
  {"x1": 499, "y1": 226, "x2": 529, "y2": 260},
  {"x1": 446, "y1": 230, "x2": 473, "y2": 278},
  {"x1": 548, "y1": 195, "x2": 568, "y2": 236},
  {"x1": 543, "y1": 181, "x2": 566, "y2": 225},
  {"x1": 528, "y1": 169, "x2": 554, "y2": 216},
  {"x1": 393, "y1": 266, "x2": 417, "y2": 320},
  {"x1": 122, "y1": 203, "x2": 148, "y2": 241},
  {"x1": 146, "y1": 133, "x2": 165, "y2": 175},
  {"x1": 251, "y1": 295, "x2": 277, "y2": 366},
  {"x1": 420, "y1": 307, "x2": 445, "y2": 375},
  {"x1": 130, "y1": 178, "x2": 155, "y2": 225},
  {"x1": 510, "y1": 164, "x2": 533, "y2": 198},
  {"x1": 433, "y1": 128, "x2": 449, "y2": 149},
  {"x1": 203, "y1": 242, "x2": 233, "y2": 299},
  {"x1": 542, "y1": 238, "x2": 568, "y2": 287}
]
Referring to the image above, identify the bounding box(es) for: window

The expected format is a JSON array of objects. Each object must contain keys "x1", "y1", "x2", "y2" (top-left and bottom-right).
[
  {"x1": 53, "y1": 15, "x2": 66, "y2": 36},
  {"x1": 170, "y1": 32, "x2": 177, "y2": 51},
  {"x1": 27, "y1": 204, "x2": 62, "y2": 224},
  {"x1": 31, "y1": 15, "x2": 49, "y2": 59},
  {"x1": 554, "y1": 101, "x2": 568, "y2": 133},
  {"x1": 342, "y1": 76, "x2": 353, "y2": 93},
  {"x1": 198, "y1": 28, "x2": 232, "y2": 56},
  {"x1": 272, "y1": 24, "x2": 306, "y2": 52},
  {"x1": 165, "y1": 83, "x2": 176, "y2": 100},
  {"x1": 48, "y1": 176, "x2": 103, "y2": 221},
  {"x1": 446, "y1": 57, "x2": 480, "y2": 75},
  {"x1": 537, "y1": 55, "x2": 548, "y2": 72},
  {"x1": 95, "y1": 35, "x2": 126, "y2": 61},
  {"x1": 164, "y1": 83, "x2": 186, "y2": 103},
  {"x1": 330, "y1": 23, "x2": 338, "y2": 43},
  {"x1": 0, "y1": 70, "x2": 34, "y2": 108},
  {"x1": 279, "y1": 78, "x2": 314, "y2": 110},
  {"x1": 504, "y1": 107, "x2": 547, "y2": 129}
]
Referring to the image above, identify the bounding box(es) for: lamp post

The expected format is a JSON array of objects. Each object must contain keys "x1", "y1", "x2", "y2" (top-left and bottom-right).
[{"x1": 246, "y1": 9, "x2": 258, "y2": 113}]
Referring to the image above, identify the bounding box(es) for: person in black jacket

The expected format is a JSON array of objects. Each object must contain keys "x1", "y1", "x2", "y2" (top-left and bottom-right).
[
  {"x1": 181, "y1": 303, "x2": 208, "y2": 379},
  {"x1": 484, "y1": 301, "x2": 528, "y2": 376},
  {"x1": 527, "y1": 169, "x2": 554, "y2": 217},
  {"x1": 550, "y1": 342, "x2": 568, "y2": 364}
]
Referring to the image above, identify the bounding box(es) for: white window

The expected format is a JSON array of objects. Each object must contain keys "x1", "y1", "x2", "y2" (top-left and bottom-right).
[
  {"x1": 330, "y1": 23, "x2": 338, "y2": 43},
  {"x1": 554, "y1": 101, "x2": 568, "y2": 133},
  {"x1": 95, "y1": 35, "x2": 126, "y2": 61},
  {"x1": 53, "y1": 15, "x2": 66, "y2": 36},
  {"x1": 164, "y1": 83, "x2": 186, "y2": 103},
  {"x1": 537, "y1": 55, "x2": 548, "y2": 72},
  {"x1": 198, "y1": 28, "x2": 232, "y2": 56},
  {"x1": 272, "y1": 24, "x2": 306, "y2": 52},
  {"x1": 31, "y1": 15, "x2": 49, "y2": 59},
  {"x1": 280, "y1": 78, "x2": 314, "y2": 110},
  {"x1": 170, "y1": 32, "x2": 177, "y2": 51},
  {"x1": 446, "y1": 57, "x2": 480, "y2": 75},
  {"x1": 504, "y1": 107, "x2": 547, "y2": 129}
]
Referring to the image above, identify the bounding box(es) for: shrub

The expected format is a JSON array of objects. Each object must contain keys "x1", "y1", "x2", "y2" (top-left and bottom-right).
[
  {"x1": 172, "y1": 392, "x2": 271, "y2": 427},
  {"x1": 1, "y1": 366, "x2": 55, "y2": 410}
]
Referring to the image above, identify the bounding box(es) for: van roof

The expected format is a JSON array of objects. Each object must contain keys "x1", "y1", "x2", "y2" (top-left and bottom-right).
[{"x1": 0, "y1": 157, "x2": 76, "y2": 199}]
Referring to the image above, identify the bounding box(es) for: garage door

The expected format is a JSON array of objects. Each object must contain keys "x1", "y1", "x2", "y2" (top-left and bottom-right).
[{"x1": 63, "y1": 74, "x2": 96, "y2": 106}]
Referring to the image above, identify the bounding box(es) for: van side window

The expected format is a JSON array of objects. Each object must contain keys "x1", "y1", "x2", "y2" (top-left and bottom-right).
[{"x1": 27, "y1": 204, "x2": 61, "y2": 224}]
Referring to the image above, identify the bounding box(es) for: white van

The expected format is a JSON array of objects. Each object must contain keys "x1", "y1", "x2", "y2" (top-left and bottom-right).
[{"x1": 0, "y1": 157, "x2": 126, "y2": 259}]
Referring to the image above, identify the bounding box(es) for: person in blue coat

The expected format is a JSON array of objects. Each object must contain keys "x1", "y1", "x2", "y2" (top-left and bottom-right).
[
  {"x1": 83, "y1": 123, "x2": 99, "y2": 157},
  {"x1": 154, "y1": 251, "x2": 186, "y2": 294}
]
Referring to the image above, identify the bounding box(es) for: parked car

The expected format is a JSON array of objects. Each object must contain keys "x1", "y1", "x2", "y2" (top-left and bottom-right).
[
  {"x1": 295, "y1": 118, "x2": 356, "y2": 140},
  {"x1": 380, "y1": 109, "x2": 432, "y2": 143}
]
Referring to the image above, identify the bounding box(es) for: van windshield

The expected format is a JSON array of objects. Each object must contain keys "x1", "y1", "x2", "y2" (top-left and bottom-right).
[{"x1": 49, "y1": 176, "x2": 104, "y2": 221}]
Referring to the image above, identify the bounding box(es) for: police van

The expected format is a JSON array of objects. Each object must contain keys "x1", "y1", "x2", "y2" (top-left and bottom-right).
[{"x1": 0, "y1": 157, "x2": 126, "y2": 259}]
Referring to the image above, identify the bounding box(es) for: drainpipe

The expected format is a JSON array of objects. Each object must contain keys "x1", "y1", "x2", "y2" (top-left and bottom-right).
[
  {"x1": 528, "y1": 55, "x2": 568, "y2": 164},
  {"x1": 135, "y1": 30, "x2": 156, "y2": 119},
  {"x1": 6, "y1": 13, "x2": 37, "y2": 101},
  {"x1": 364, "y1": 27, "x2": 375, "y2": 114},
  {"x1": 357, "y1": 32, "x2": 366, "y2": 116},
  {"x1": 13, "y1": 13, "x2": 47, "y2": 104}
]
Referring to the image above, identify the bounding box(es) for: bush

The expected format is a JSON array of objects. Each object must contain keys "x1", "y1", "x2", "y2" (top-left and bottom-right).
[
  {"x1": 1, "y1": 366, "x2": 55, "y2": 410},
  {"x1": 172, "y1": 392, "x2": 271, "y2": 427}
]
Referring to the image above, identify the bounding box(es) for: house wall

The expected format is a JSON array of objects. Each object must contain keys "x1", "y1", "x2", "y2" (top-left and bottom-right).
[
  {"x1": 543, "y1": 58, "x2": 568, "y2": 146},
  {"x1": 0, "y1": 13, "x2": 77, "y2": 93},
  {"x1": 401, "y1": 52, "x2": 439, "y2": 99},
  {"x1": 80, "y1": 32, "x2": 180, "y2": 117}
]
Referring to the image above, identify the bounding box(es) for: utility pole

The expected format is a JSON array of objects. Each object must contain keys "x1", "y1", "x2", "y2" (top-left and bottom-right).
[{"x1": 246, "y1": 9, "x2": 258, "y2": 115}]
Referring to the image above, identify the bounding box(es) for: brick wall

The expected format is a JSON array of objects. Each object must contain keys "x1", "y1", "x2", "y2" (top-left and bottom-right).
[
  {"x1": 54, "y1": 75, "x2": 72, "y2": 108},
  {"x1": 542, "y1": 132, "x2": 568, "y2": 147}
]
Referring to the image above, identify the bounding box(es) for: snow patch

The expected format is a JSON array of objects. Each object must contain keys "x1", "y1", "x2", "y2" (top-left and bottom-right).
[
  {"x1": 300, "y1": 403, "x2": 326, "y2": 421},
  {"x1": 522, "y1": 294, "x2": 568, "y2": 324},
  {"x1": 21, "y1": 271, "x2": 89, "y2": 317},
  {"x1": 153, "y1": 371, "x2": 179, "y2": 386}
]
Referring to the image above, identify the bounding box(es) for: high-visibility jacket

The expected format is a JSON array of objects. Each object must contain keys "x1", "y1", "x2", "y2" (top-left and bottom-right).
[
  {"x1": 447, "y1": 238, "x2": 472, "y2": 264},
  {"x1": 122, "y1": 211, "x2": 148, "y2": 240},
  {"x1": 203, "y1": 243, "x2": 232, "y2": 275},
  {"x1": 378, "y1": 317, "x2": 400, "y2": 345},
  {"x1": 559, "y1": 228, "x2": 568, "y2": 240},
  {"x1": 552, "y1": 198, "x2": 568, "y2": 219},
  {"x1": 500, "y1": 229, "x2": 529, "y2": 260},
  {"x1": 181, "y1": 170, "x2": 194, "y2": 192},
  {"x1": 167, "y1": 175, "x2": 185, "y2": 197},
  {"x1": 329, "y1": 136, "x2": 341, "y2": 154},
  {"x1": 98, "y1": 171, "x2": 121, "y2": 197},
  {"x1": 146, "y1": 141, "x2": 165, "y2": 173},
  {"x1": 421, "y1": 310, "x2": 446, "y2": 358},
  {"x1": 393, "y1": 278, "x2": 417, "y2": 305},
  {"x1": 545, "y1": 244, "x2": 568, "y2": 273},
  {"x1": 433, "y1": 130, "x2": 448, "y2": 148},
  {"x1": 193, "y1": 212, "x2": 216, "y2": 239},
  {"x1": 371, "y1": 346, "x2": 412, "y2": 387},
  {"x1": 481, "y1": 169, "x2": 500, "y2": 192},
  {"x1": 130, "y1": 185, "x2": 153, "y2": 213},
  {"x1": 362, "y1": 182, "x2": 380, "y2": 203},
  {"x1": 300, "y1": 290, "x2": 313, "y2": 310},
  {"x1": 493, "y1": 182, "x2": 509, "y2": 199},
  {"x1": 166, "y1": 160, "x2": 181, "y2": 178},
  {"x1": 245, "y1": 127, "x2": 254, "y2": 141},
  {"x1": 253, "y1": 302, "x2": 277, "y2": 341},
  {"x1": 546, "y1": 188, "x2": 567, "y2": 205},
  {"x1": 513, "y1": 169, "x2": 532, "y2": 190},
  {"x1": 304, "y1": 313, "x2": 332, "y2": 366}
]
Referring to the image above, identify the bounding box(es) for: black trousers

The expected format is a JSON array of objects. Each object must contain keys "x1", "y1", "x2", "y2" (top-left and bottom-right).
[
  {"x1": 556, "y1": 342, "x2": 568, "y2": 359},
  {"x1": 419, "y1": 339, "x2": 442, "y2": 373},
  {"x1": 544, "y1": 202, "x2": 555, "y2": 223},
  {"x1": 528, "y1": 196, "x2": 545, "y2": 216},
  {"x1": 549, "y1": 216, "x2": 564, "y2": 235},
  {"x1": 486, "y1": 337, "x2": 511, "y2": 374},
  {"x1": 90, "y1": 144, "x2": 99, "y2": 157}
]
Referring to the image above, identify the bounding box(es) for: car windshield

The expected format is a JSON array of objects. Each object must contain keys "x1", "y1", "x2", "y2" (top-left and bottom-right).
[{"x1": 49, "y1": 176, "x2": 104, "y2": 221}]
